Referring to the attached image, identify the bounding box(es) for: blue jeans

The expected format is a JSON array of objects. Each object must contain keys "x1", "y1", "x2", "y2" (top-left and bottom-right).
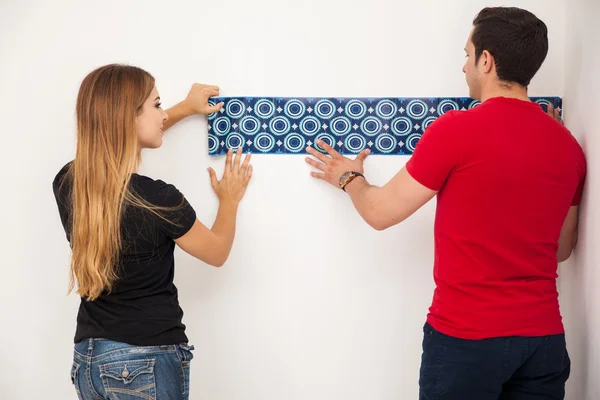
[
  {"x1": 70, "y1": 339, "x2": 194, "y2": 400},
  {"x1": 419, "y1": 323, "x2": 570, "y2": 400}
]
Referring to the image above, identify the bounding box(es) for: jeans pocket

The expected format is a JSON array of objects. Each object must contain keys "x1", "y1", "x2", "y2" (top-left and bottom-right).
[
  {"x1": 419, "y1": 324, "x2": 447, "y2": 397},
  {"x1": 70, "y1": 362, "x2": 83, "y2": 400},
  {"x1": 176, "y1": 344, "x2": 194, "y2": 397},
  {"x1": 99, "y1": 358, "x2": 156, "y2": 400}
]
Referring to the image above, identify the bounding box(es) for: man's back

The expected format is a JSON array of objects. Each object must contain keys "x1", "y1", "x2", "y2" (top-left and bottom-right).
[{"x1": 406, "y1": 96, "x2": 586, "y2": 339}]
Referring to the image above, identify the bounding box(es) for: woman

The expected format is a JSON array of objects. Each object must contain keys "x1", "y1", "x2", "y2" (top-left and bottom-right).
[{"x1": 53, "y1": 64, "x2": 251, "y2": 399}]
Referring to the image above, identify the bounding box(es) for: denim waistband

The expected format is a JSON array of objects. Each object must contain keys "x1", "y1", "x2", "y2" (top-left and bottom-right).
[{"x1": 73, "y1": 338, "x2": 185, "y2": 363}]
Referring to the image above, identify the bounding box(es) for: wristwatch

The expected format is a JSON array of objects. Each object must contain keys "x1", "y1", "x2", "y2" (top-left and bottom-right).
[{"x1": 339, "y1": 171, "x2": 365, "y2": 192}]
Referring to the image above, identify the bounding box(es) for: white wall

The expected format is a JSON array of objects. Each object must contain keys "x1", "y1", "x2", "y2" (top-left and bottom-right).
[
  {"x1": 0, "y1": 1, "x2": 567, "y2": 399},
  {"x1": 559, "y1": 0, "x2": 600, "y2": 399}
]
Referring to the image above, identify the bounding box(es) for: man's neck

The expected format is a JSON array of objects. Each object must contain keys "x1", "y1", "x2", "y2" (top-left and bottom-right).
[{"x1": 480, "y1": 81, "x2": 530, "y2": 103}]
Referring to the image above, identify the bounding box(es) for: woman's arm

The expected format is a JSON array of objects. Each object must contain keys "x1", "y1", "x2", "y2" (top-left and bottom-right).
[
  {"x1": 163, "y1": 83, "x2": 224, "y2": 131},
  {"x1": 174, "y1": 148, "x2": 252, "y2": 267}
]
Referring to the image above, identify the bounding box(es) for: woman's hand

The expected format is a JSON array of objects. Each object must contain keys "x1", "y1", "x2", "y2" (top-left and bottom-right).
[
  {"x1": 183, "y1": 83, "x2": 224, "y2": 115},
  {"x1": 208, "y1": 147, "x2": 252, "y2": 205},
  {"x1": 163, "y1": 83, "x2": 224, "y2": 131}
]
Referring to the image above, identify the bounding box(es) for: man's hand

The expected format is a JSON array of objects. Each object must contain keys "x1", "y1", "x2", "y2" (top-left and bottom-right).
[
  {"x1": 547, "y1": 104, "x2": 564, "y2": 125},
  {"x1": 305, "y1": 139, "x2": 370, "y2": 189}
]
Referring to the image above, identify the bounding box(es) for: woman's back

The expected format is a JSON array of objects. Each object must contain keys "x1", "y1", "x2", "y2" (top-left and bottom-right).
[{"x1": 53, "y1": 162, "x2": 197, "y2": 345}]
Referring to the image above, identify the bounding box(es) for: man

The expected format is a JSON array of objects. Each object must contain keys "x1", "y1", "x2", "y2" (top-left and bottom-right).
[{"x1": 305, "y1": 7, "x2": 586, "y2": 400}]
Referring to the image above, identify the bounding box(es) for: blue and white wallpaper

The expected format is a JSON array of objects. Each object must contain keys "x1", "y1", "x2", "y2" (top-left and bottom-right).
[{"x1": 207, "y1": 97, "x2": 562, "y2": 156}]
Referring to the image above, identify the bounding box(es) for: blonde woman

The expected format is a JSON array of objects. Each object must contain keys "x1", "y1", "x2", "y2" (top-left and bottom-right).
[{"x1": 53, "y1": 64, "x2": 251, "y2": 400}]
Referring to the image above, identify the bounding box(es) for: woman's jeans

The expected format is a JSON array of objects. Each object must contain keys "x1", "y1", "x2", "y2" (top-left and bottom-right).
[{"x1": 70, "y1": 338, "x2": 194, "y2": 400}]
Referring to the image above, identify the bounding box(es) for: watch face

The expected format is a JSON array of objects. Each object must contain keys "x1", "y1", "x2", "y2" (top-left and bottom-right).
[{"x1": 339, "y1": 171, "x2": 351, "y2": 185}]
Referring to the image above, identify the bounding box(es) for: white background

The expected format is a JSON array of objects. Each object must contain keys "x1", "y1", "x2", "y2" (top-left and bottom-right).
[{"x1": 0, "y1": 0, "x2": 596, "y2": 399}]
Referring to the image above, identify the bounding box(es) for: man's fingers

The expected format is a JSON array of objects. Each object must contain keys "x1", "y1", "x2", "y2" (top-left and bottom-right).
[
  {"x1": 306, "y1": 146, "x2": 331, "y2": 164},
  {"x1": 316, "y1": 139, "x2": 341, "y2": 159},
  {"x1": 305, "y1": 157, "x2": 326, "y2": 171},
  {"x1": 310, "y1": 171, "x2": 326, "y2": 180},
  {"x1": 356, "y1": 148, "x2": 371, "y2": 162}
]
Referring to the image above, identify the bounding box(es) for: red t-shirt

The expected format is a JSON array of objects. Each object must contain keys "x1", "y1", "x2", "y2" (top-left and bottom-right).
[{"x1": 406, "y1": 96, "x2": 586, "y2": 340}]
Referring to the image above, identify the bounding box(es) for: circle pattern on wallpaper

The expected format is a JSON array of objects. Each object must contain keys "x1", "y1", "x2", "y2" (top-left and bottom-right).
[
  {"x1": 208, "y1": 97, "x2": 560, "y2": 154},
  {"x1": 360, "y1": 116, "x2": 382, "y2": 136},
  {"x1": 406, "y1": 99, "x2": 427, "y2": 119},
  {"x1": 345, "y1": 100, "x2": 367, "y2": 119},
  {"x1": 239, "y1": 116, "x2": 260, "y2": 135},
  {"x1": 437, "y1": 99, "x2": 459, "y2": 116},
  {"x1": 406, "y1": 134, "x2": 422, "y2": 152},
  {"x1": 269, "y1": 116, "x2": 291, "y2": 136},
  {"x1": 468, "y1": 100, "x2": 481, "y2": 109},
  {"x1": 213, "y1": 117, "x2": 231, "y2": 136},
  {"x1": 422, "y1": 116, "x2": 436, "y2": 131},
  {"x1": 344, "y1": 134, "x2": 366, "y2": 153},
  {"x1": 254, "y1": 133, "x2": 276, "y2": 152},
  {"x1": 300, "y1": 116, "x2": 321, "y2": 136},
  {"x1": 254, "y1": 99, "x2": 276, "y2": 119},
  {"x1": 226, "y1": 99, "x2": 245, "y2": 119},
  {"x1": 208, "y1": 135, "x2": 218, "y2": 153},
  {"x1": 226, "y1": 133, "x2": 244, "y2": 149},
  {"x1": 315, "y1": 99, "x2": 336, "y2": 119},
  {"x1": 375, "y1": 134, "x2": 397, "y2": 153},
  {"x1": 535, "y1": 99, "x2": 553, "y2": 112},
  {"x1": 406, "y1": 99, "x2": 428, "y2": 119},
  {"x1": 375, "y1": 100, "x2": 397, "y2": 119},
  {"x1": 391, "y1": 116, "x2": 413, "y2": 137},
  {"x1": 330, "y1": 116, "x2": 352, "y2": 136},
  {"x1": 284, "y1": 133, "x2": 306, "y2": 153},
  {"x1": 284, "y1": 99, "x2": 306, "y2": 119},
  {"x1": 315, "y1": 133, "x2": 335, "y2": 152}
]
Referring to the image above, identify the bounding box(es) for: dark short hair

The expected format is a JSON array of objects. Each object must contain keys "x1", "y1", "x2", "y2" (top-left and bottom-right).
[{"x1": 472, "y1": 7, "x2": 548, "y2": 86}]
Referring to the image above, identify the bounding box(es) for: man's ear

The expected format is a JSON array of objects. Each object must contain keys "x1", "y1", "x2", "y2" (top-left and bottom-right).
[{"x1": 480, "y1": 50, "x2": 494, "y2": 74}]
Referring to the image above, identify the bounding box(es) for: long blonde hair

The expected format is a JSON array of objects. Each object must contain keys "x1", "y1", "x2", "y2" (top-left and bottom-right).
[{"x1": 68, "y1": 64, "x2": 155, "y2": 301}]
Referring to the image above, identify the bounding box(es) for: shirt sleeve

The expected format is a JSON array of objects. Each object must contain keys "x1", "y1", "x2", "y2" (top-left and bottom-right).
[
  {"x1": 405, "y1": 111, "x2": 462, "y2": 191},
  {"x1": 149, "y1": 180, "x2": 197, "y2": 239},
  {"x1": 52, "y1": 163, "x2": 74, "y2": 242}
]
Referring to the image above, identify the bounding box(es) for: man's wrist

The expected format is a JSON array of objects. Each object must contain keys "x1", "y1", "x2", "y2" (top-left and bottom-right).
[
  {"x1": 344, "y1": 175, "x2": 366, "y2": 193},
  {"x1": 339, "y1": 171, "x2": 365, "y2": 192}
]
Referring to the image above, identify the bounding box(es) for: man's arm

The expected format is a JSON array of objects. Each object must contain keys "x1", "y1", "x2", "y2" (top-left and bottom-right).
[
  {"x1": 557, "y1": 206, "x2": 579, "y2": 262},
  {"x1": 547, "y1": 104, "x2": 583, "y2": 263},
  {"x1": 343, "y1": 167, "x2": 436, "y2": 230},
  {"x1": 305, "y1": 140, "x2": 436, "y2": 230}
]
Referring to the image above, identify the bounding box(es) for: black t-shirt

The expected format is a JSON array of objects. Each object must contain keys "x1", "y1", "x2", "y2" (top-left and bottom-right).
[{"x1": 53, "y1": 162, "x2": 197, "y2": 346}]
